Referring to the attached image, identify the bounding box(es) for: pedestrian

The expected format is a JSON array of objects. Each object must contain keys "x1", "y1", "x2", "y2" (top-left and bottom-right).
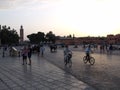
[
  {"x1": 9, "y1": 47, "x2": 12, "y2": 56},
  {"x1": 22, "y1": 46, "x2": 28, "y2": 65},
  {"x1": 28, "y1": 45, "x2": 32, "y2": 65},
  {"x1": 2, "y1": 47, "x2": 5, "y2": 57},
  {"x1": 18, "y1": 50, "x2": 21, "y2": 57},
  {"x1": 40, "y1": 45, "x2": 45, "y2": 57},
  {"x1": 37, "y1": 45, "x2": 40, "y2": 56},
  {"x1": 109, "y1": 44, "x2": 113, "y2": 54}
]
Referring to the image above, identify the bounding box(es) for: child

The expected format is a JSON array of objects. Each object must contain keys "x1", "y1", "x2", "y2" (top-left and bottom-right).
[{"x1": 22, "y1": 46, "x2": 28, "y2": 65}]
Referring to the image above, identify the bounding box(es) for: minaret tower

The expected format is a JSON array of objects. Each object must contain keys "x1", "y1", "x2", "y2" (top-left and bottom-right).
[{"x1": 20, "y1": 25, "x2": 24, "y2": 43}]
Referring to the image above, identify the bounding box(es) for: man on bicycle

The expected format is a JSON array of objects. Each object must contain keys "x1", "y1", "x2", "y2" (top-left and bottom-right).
[
  {"x1": 64, "y1": 45, "x2": 72, "y2": 65},
  {"x1": 85, "y1": 44, "x2": 92, "y2": 62}
]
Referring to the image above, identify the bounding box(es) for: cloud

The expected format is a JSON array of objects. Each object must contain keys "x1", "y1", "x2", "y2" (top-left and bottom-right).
[
  {"x1": 0, "y1": 0, "x2": 60, "y2": 9},
  {"x1": 0, "y1": 0, "x2": 16, "y2": 9},
  {"x1": 0, "y1": 0, "x2": 37, "y2": 9}
]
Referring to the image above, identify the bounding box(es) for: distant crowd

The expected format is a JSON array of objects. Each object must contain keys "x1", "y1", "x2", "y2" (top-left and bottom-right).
[{"x1": 0, "y1": 43, "x2": 120, "y2": 65}]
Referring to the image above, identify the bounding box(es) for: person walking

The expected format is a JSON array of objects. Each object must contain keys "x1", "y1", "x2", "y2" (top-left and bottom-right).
[
  {"x1": 2, "y1": 47, "x2": 5, "y2": 57},
  {"x1": 109, "y1": 44, "x2": 113, "y2": 54},
  {"x1": 40, "y1": 45, "x2": 45, "y2": 57},
  {"x1": 37, "y1": 45, "x2": 40, "y2": 56},
  {"x1": 22, "y1": 46, "x2": 28, "y2": 65},
  {"x1": 28, "y1": 45, "x2": 32, "y2": 65}
]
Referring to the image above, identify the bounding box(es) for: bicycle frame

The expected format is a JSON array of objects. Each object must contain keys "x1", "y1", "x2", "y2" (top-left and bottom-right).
[
  {"x1": 83, "y1": 55, "x2": 95, "y2": 65},
  {"x1": 64, "y1": 54, "x2": 72, "y2": 67}
]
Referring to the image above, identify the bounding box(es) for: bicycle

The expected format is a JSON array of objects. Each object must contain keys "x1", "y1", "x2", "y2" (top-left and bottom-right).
[
  {"x1": 64, "y1": 53, "x2": 72, "y2": 67},
  {"x1": 83, "y1": 55, "x2": 95, "y2": 65}
]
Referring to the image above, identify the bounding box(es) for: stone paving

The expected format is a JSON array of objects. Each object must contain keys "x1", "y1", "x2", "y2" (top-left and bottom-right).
[
  {"x1": 44, "y1": 46, "x2": 120, "y2": 90},
  {"x1": 0, "y1": 53, "x2": 95, "y2": 90}
]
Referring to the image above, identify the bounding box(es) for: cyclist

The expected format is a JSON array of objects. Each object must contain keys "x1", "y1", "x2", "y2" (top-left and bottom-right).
[
  {"x1": 85, "y1": 44, "x2": 92, "y2": 62},
  {"x1": 64, "y1": 45, "x2": 72, "y2": 65}
]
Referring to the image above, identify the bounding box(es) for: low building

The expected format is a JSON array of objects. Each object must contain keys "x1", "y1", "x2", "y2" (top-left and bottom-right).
[
  {"x1": 56, "y1": 37, "x2": 74, "y2": 45},
  {"x1": 56, "y1": 36, "x2": 106, "y2": 45},
  {"x1": 107, "y1": 34, "x2": 120, "y2": 44},
  {"x1": 56, "y1": 34, "x2": 120, "y2": 45}
]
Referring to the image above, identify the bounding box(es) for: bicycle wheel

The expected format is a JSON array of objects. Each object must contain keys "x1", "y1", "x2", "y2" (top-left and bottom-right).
[
  {"x1": 64, "y1": 59, "x2": 67, "y2": 66},
  {"x1": 83, "y1": 56, "x2": 88, "y2": 64},
  {"x1": 90, "y1": 57, "x2": 95, "y2": 65},
  {"x1": 68, "y1": 59, "x2": 72, "y2": 67},
  {"x1": 64, "y1": 56, "x2": 68, "y2": 66}
]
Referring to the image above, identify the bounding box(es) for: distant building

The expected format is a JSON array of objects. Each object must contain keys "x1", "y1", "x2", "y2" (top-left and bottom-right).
[
  {"x1": 19, "y1": 25, "x2": 24, "y2": 43},
  {"x1": 107, "y1": 34, "x2": 120, "y2": 44},
  {"x1": 56, "y1": 36, "x2": 106, "y2": 45},
  {"x1": 56, "y1": 37, "x2": 74, "y2": 45}
]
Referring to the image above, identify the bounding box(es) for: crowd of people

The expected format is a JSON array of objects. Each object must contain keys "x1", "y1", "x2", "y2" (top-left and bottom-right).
[
  {"x1": 0, "y1": 43, "x2": 119, "y2": 67},
  {"x1": 0, "y1": 44, "x2": 46, "y2": 65},
  {"x1": 82, "y1": 44, "x2": 115, "y2": 55}
]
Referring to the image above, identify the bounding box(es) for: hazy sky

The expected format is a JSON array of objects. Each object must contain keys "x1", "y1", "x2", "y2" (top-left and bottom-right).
[{"x1": 0, "y1": 0, "x2": 120, "y2": 40}]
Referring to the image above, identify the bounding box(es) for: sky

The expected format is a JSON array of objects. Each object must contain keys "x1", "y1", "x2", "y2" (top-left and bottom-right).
[{"x1": 0, "y1": 0, "x2": 120, "y2": 40}]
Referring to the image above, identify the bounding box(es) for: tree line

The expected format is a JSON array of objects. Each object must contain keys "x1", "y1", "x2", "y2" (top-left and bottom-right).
[
  {"x1": 0, "y1": 25, "x2": 56, "y2": 45},
  {"x1": 27, "y1": 31, "x2": 56, "y2": 44}
]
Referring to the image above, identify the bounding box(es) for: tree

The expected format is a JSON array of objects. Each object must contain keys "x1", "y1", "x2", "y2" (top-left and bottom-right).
[
  {"x1": 27, "y1": 32, "x2": 45, "y2": 44},
  {"x1": 37, "y1": 32, "x2": 45, "y2": 42},
  {"x1": 46, "y1": 31, "x2": 56, "y2": 43},
  {"x1": 27, "y1": 33, "x2": 36, "y2": 43},
  {"x1": 0, "y1": 25, "x2": 19, "y2": 45}
]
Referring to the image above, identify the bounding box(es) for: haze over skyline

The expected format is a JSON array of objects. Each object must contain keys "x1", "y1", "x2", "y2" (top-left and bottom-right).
[{"x1": 0, "y1": 0, "x2": 120, "y2": 40}]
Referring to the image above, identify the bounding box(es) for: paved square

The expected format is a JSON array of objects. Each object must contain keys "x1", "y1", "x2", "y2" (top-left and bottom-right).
[{"x1": 0, "y1": 53, "x2": 95, "y2": 90}]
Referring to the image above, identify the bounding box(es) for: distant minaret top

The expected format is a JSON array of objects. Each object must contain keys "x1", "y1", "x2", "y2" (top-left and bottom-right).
[
  {"x1": 20, "y1": 25, "x2": 24, "y2": 42},
  {"x1": 20, "y1": 25, "x2": 23, "y2": 29}
]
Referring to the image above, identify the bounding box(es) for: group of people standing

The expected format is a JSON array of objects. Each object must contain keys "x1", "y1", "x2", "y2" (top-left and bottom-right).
[
  {"x1": 21, "y1": 44, "x2": 45, "y2": 65},
  {"x1": 22, "y1": 45, "x2": 32, "y2": 65}
]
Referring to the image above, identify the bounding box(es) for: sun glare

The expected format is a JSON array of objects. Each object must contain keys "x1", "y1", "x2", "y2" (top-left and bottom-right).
[
  {"x1": 0, "y1": 0, "x2": 120, "y2": 38},
  {"x1": 53, "y1": 0, "x2": 120, "y2": 36}
]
